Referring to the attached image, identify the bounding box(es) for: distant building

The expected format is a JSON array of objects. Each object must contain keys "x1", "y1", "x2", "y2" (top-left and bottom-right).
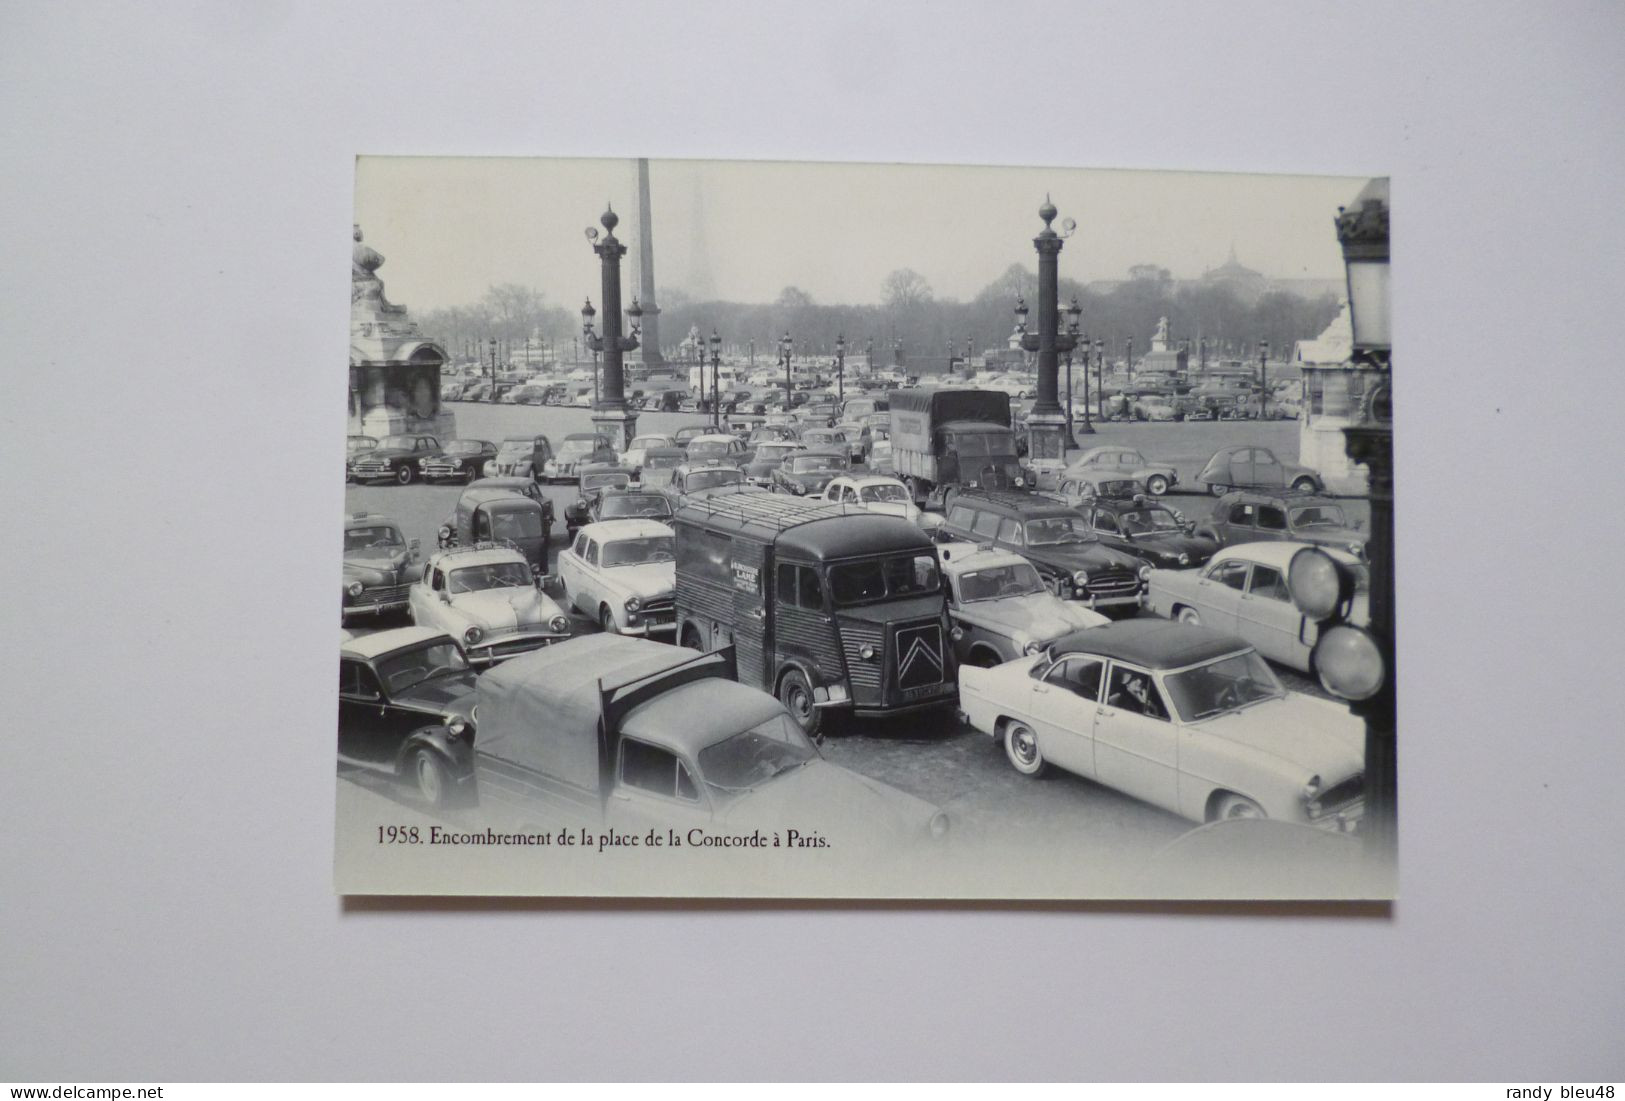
[
  {"x1": 1083, "y1": 246, "x2": 1341, "y2": 304},
  {"x1": 1294, "y1": 301, "x2": 1368, "y2": 496}
]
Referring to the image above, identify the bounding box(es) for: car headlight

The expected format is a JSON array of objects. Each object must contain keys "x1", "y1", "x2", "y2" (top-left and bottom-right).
[
  {"x1": 463, "y1": 626, "x2": 483, "y2": 645},
  {"x1": 949, "y1": 625, "x2": 965, "y2": 642},
  {"x1": 1178, "y1": 552, "x2": 1190, "y2": 566},
  {"x1": 550, "y1": 615, "x2": 570, "y2": 633},
  {"x1": 346, "y1": 581, "x2": 363, "y2": 598},
  {"x1": 438, "y1": 524, "x2": 452, "y2": 539},
  {"x1": 790, "y1": 482, "x2": 805, "y2": 494},
  {"x1": 928, "y1": 812, "x2": 950, "y2": 840},
  {"x1": 1349, "y1": 542, "x2": 1364, "y2": 556},
  {"x1": 1138, "y1": 565, "x2": 1152, "y2": 581},
  {"x1": 444, "y1": 716, "x2": 468, "y2": 738},
  {"x1": 859, "y1": 644, "x2": 877, "y2": 661},
  {"x1": 624, "y1": 596, "x2": 641, "y2": 612},
  {"x1": 1302, "y1": 775, "x2": 1322, "y2": 800},
  {"x1": 418, "y1": 459, "x2": 429, "y2": 469},
  {"x1": 1072, "y1": 570, "x2": 1090, "y2": 587},
  {"x1": 1022, "y1": 638, "x2": 1043, "y2": 655}
]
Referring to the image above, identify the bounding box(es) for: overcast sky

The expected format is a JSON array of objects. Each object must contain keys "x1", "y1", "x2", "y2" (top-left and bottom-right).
[{"x1": 353, "y1": 156, "x2": 1368, "y2": 313}]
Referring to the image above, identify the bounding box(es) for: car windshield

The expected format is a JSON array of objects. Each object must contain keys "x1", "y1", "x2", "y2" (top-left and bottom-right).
[
  {"x1": 1162, "y1": 650, "x2": 1286, "y2": 722},
  {"x1": 582, "y1": 474, "x2": 630, "y2": 492},
  {"x1": 447, "y1": 561, "x2": 531, "y2": 593},
  {"x1": 643, "y1": 454, "x2": 682, "y2": 469},
  {"x1": 688, "y1": 441, "x2": 729, "y2": 458},
  {"x1": 1119, "y1": 508, "x2": 1183, "y2": 534},
  {"x1": 757, "y1": 445, "x2": 797, "y2": 460},
  {"x1": 949, "y1": 431, "x2": 1017, "y2": 459},
  {"x1": 630, "y1": 437, "x2": 667, "y2": 450},
  {"x1": 790, "y1": 455, "x2": 846, "y2": 473},
  {"x1": 600, "y1": 495, "x2": 671, "y2": 519},
  {"x1": 1025, "y1": 516, "x2": 1097, "y2": 545},
  {"x1": 487, "y1": 509, "x2": 544, "y2": 539},
  {"x1": 560, "y1": 438, "x2": 598, "y2": 455},
  {"x1": 957, "y1": 561, "x2": 1045, "y2": 602},
  {"x1": 601, "y1": 536, "x2": 676, "y2": 567},
  {"x1": 445, "y1": 440, "x2": 482, "y2": 455},
  {"x1": 496, "y1": 441, "x2": 531, "y2": 459},
  {"x1": 687, "y1": 469, "x2": 742, "y2": 490},
  {"x1": 344, "y1": 525, "x2": 404, "y2": 551},
  {"x1": 378, "y1": 435, "x2": 415, "y2": 450},
  {"x1": 829, "y1": 553, "x2": 941, "y2": 605},
  {"x1": 347, "y1": 438, "x2": 376, "y2": 453},
  {"x1": 1290, "y1": 504, "x2": 1348, "y2": 528},
  {"x1": 696, "y1": 713, "x2": 818, "y2": 794},
  {"x1": 860, "y1": 483, "x2": 909, "y2": 504},
  {"x1": 375, "y1": 642, "x2": 470, "y2": 694}
]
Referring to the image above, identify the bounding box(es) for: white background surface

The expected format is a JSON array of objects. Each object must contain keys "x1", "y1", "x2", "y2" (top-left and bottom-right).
[{"x1": 3, "y1": 0, "x2": 1623, "y2": 1081}]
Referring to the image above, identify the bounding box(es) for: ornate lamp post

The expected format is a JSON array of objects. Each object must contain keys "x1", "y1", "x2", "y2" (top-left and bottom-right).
[
  {"x1": 780, "y1": 331, "x2": 793, "y2": 409},
  {"x1": 1336, "y1": 178, "x2": 1394, "y2": 864},
  {"x1": 581, "y1": 299, "x2": 600, "y2": 407},
  {"x1": 835, "y1": 334, "x2": 846, "y2": 406},
  {"x1": 1015, "y1": 198, "x2": 1078, "y2": 467},
  {"x1": 1092, "y1": 338, "x2": 1104, "y2": 425},
  {"x1": 1125, "y1": 336, "x2": 1135, "y2": 401},
  {"x1": 709, "y1": 328, "x2": 723, "y2": 427},
  {"x1": 1258, "y1": 338, "x2": 1271, "y2": 419},
  {"x1": 583, "y1": 206, "x2": 640, "y2": 450},
  {"x1": 1063, "y1": 296, "x2": 1082, "y2": 444},
  {"x1": 486, "y1": 337, "x2": 498, "y2": 402}
]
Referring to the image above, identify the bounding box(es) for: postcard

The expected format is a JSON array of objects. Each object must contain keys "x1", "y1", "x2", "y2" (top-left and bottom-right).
[{"x1": 336, "y1": 155, "x2": 1394, "y2": 899}]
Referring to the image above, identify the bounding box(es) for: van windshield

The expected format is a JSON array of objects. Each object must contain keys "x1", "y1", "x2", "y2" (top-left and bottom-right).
[
  {"x1": 829, "y1": 554, "x2": 941, "y2": 606},
  {"x1": 948, "y1": 431, "x2": 1015, "y2": 459}
]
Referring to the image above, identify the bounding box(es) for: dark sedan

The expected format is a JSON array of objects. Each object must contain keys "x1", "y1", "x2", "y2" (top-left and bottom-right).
[
  {"x1": 348, "y1": 434, "x2": 442, "y2": 485},
  {"x1": 1078, "y1": 497, "x2": 1219, "y2": 570},
  {"x1": 338, "y1": 627, "x2": 477, "y2": 807},
  {"x1": 418, "y1": 438, "x2": 498, "y2": 483},
  {"x1": 770, "y1": 449, "x2": 850, "y2": 496},
  {"x1": 1199, "y1": 490, "x2": 1368, "y2": 558}
]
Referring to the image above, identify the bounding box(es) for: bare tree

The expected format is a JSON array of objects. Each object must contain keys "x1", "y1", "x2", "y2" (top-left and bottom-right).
[{"x1": 882, "y1": 268, "x2": 933, "y2": 310}]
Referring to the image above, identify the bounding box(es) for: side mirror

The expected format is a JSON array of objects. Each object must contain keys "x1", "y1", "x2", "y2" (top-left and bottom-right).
[{"x1": 437, "y1": 591, "x2": 451, "y2": 604}]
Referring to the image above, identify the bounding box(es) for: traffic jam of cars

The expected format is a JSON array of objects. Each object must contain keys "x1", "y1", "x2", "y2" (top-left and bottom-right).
[{"x1": 341, "y1": 386, "x2": 1376, "y2": 850}]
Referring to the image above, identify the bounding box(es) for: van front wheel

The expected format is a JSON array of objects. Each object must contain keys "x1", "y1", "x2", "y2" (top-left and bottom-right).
[{"x1": 777, "y1": 669, "x2": 822, "y2": 739}]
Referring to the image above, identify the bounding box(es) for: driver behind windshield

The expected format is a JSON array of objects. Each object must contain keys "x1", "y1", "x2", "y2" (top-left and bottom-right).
[{"x1": 1106, "y1": 667, "x2": 1168, "y2": 719}]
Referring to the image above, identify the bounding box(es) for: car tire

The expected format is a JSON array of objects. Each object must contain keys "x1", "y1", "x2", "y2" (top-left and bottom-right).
[
  {"x1": 1291, "y1": 476, "x2": 1318, "y2": 493},
  {"x1": 777, "y1": 668, "x2": 822, "y2": 739},
  {"x1": 395, "y1": 465, "x2": 415, "y2": 486},
  {"x1": 967, "y1": 648, "x2": 1002, "y2": 669},
  {"x1": 1145, "y1": 474, "x2": 1170, "y2": 496},
  {"x1": 1210, "y1": 792, "x2": 1265, "y2": 821},
  {"x1": 599, "y1": 605, "x2": 619, "y2": 634},
  {"x1": 412, "y1": 748, "x2": 451, "y2": 808},
  {"x1": 1176, "y1": 606, "x2": 1202, "y2": 626},
  {"x1": 1003, "y1": 720, "x2": 1047, "y2": 777},
  {"x1": 680, "y1": 625, "x2": 705, "y2": 651},
  {"x1": 1208, "y1": 483, "x2": 1227, "y2": 497}
]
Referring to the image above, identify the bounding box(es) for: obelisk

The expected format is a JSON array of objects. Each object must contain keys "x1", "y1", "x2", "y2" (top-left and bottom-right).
[{"x1": 631, "y1": 158, "x2": 665, "y2": 367}]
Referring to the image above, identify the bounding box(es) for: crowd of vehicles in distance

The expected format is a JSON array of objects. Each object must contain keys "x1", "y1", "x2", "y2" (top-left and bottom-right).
[
  {"x1": 1060, "y1": 447, "x2": 1180, "y2": 497},
  {"x1": 555, "y1": 519, "x2": 678, "y2": 637},
  {"x1": 770, "y1": 449, "x2": 851, "y2": 496},
  {"x1": 338, "y1": 626, "x2": 479, "y2": 806},
  {"x1": 936, "y1": 541, "x2": 1110, "y2": 668},
  {"x1": 1074, "y1": 494, "x2": 1218, "y2": 570},
  {"x1": 348, "y1": 434, "x2": 442, "y2": 485},
  {"x1": 483, "y1": 435, "x2": 554, "y2": 482},
  {"x1": 939, "y1": 490, "x2": 1148, "y2": 614},
  {"x1": 563, "y1": 464, "x2": 636, "y2": 534},
  {"x1": 673, "y1": 492, "x2": 959, "y2": 737},
  {"x1": 418, "y1": 439, "x2": 498, "y2": 483},
  {"x1": 958, "y1": 619, "x2": 1364, "y2": 830},
  {"x1": 436, "y1": 485, "x2": 552, "y2": 568},
  {"x1": 450, "y1": 635, "x2": 950, "y2": 843},
  {"x1": 1144, "y1": 542, "x2": 1368, "y2": 673},
  {"x1": 888, "y1": 388, "x2": 1029, "y2": 503},
  {"x1": 542, "y1": 433, "x2": 616, "y2": 483},
  {"x1": 1197, "y1": 489, "x2": 1367, "y2": 557},
  {"x1": 1196, "y1": 445, "x2": 1322, "y2": 496},
  {"x1": 407, "y1": 543, "x2": 571, "y2": 665},
  {"x1": 342, "y1": 512, "x2": 423, "y2": 622}
]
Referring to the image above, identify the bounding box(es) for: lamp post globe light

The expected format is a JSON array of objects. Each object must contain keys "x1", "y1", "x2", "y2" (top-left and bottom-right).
[
  {"x1": 1015, "y1": 198, "x2": 1077, "y2": 468},
  {"x1": 780, "y1": 331, "x2": 793, "y2": 410},
  {"x1": 583, "y1": 205, "x2": 640, "y2": 450},
  {"x1": 709, "y1": 328, "x2": 722, "y2": 427}
]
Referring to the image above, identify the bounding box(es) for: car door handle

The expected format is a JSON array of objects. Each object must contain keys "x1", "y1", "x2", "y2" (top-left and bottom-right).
[{"x1": 1032, "y1": 685, "x2": 1049, "y2": 694}]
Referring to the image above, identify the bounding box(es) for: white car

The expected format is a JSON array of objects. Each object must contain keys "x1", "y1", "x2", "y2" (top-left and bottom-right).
[
  {"x1": 1144, "y1": 542, "x2": 1369, "y2": 673},
  {"x1": 937, "y1": 543, "x2": 1108, "y2": 667},
  {"x1": 958, "y1": 619, "x2": 1365, "y2": 829},
  {"x1": 407, "y1": 545, "x2": 571, "y2": 666},
  {"x1": 620, "y1": 433, "x2": 674, "y2": 470},
  {"x1": 556, "y1": 519, "x2": 678, "y2": 637},
  {"x1": 818, "y1": 474, "x2": 941, "y2": 531}
]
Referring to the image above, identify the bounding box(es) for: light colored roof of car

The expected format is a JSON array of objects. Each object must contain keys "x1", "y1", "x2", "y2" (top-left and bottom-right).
[
  {"x1": 939, "y1": 545, "x2": 1029, "y2": 576},
  {"x1": 688, "y1": 434, "x2": 737, "y2": 445},
  {"x1": 577, "y1": 518, "x2": 675, "y2": 541},
  {"x1": 341, "y1": 626, "x2": 452, "y2": 661},
  {"x1": 343, "y1": 512, "x2": 397, "y2": 527},
  {"x1": 1213, "y1": 541, "x2": 1364, "y2": 570},
  {"x1": 425, "y1": 544, "x2": 528, "y2": 570},
  {"x1": 829, "y1": 474, "x2": 905, "y2": 489}
]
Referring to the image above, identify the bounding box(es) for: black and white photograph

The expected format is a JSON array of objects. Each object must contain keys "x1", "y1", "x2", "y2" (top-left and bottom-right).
[{"x1": 336, "y1": 156, "x2": 1394, "y2": 899}]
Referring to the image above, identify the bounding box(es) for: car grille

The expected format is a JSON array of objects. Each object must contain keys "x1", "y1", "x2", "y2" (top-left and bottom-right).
[
  {"x1": 1086, "y1": 566, "x2": 1140, "y2": 597},
  {"x1": 352, "y1": 583, "x2": 408, "y2": 607},
  {"x1": 839, "y1": 621, "x2": 883, "y2": 691},
  {"x1": 422, "y1": 461, "x2": 465, "y2": 475},
  {"x1": 479, "y1": 635, "x2": 559, "y2": 659},
  {"x1": 351, "y1": 461, "x2": 392, "y2": 476}
]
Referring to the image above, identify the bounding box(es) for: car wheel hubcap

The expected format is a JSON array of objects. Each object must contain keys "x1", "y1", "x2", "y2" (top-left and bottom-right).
[{"x1": 1011, "y1": 727, "x2": 1037, "y2": 766}]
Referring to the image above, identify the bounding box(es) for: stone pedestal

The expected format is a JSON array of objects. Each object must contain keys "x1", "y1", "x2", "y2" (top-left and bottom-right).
[
  {"x1": 1025, "y1": 411, "x2": 1069, "y2": 471},
  {"x1": 592, "y1": 407, "x2": 640, "y2": 452}
]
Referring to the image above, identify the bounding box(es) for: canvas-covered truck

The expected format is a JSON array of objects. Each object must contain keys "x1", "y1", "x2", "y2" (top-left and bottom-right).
[
  {"x1": 458, "y1": 634, "x2": 950, "y2": 842},
  {"x1": 887, "y1": 387, "x2": 1031, "y2": 504},
  {"x1": 673, "y1": 492, "x2": 959, "y2": 738}
]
